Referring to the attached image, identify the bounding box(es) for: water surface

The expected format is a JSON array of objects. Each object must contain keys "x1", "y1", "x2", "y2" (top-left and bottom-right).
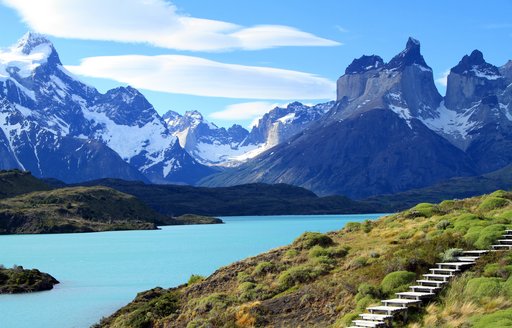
[{"x1": 0, "y1": 214, "x2": 384, "y2": 328}]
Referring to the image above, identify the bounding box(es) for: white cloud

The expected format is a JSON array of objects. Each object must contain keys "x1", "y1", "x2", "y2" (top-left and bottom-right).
[
  {"x1": 435, "y1": 69, "x2": 450, "y2": 87},
  {"x1": 210, "y1": 101, "x2": 288, "y2": 129},
  {"x1": 65, "y1": 55, "x2": 336, "y2": 100},
  {"x1": 1, "y1": 0, "x2": 340, "y2": 51}
]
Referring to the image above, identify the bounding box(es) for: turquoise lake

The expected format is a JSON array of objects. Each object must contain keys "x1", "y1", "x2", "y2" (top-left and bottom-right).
[{"x1": 0, "y1": 214, "x2": 384, "y2": 328}]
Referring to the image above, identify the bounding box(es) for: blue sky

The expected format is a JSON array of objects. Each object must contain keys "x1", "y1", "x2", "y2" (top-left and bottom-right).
[{"x1": 0, "y1": 0, "x2": 511, "y2": 128}]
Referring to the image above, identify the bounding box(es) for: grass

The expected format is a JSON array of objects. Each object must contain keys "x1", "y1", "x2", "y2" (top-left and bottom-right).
[
  {"x1": 96, "y1": 190, "x2": 512, "y2": 327},
  {"x1": 0, "y1": 186, "x2": 166, "y2": 234}
]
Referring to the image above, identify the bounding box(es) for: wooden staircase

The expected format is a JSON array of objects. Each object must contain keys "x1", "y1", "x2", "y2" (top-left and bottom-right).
[{"x1": 347, "y1": 229, "x2": 512, "y2": 328}]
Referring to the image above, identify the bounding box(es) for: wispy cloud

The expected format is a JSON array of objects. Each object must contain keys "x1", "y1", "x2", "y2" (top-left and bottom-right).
[
  {"x1": 210, "y1": 101, "x2": 288, "y2": 128},
  {"x1": 1, "y1": 0, "x2": 340, "y2": 51},
  {"x1": 335, "y1": 25, "x2": 349, "y2": 33},
  {"x1": 210, "y1": 101, "x2": 281, "y2": 120},
  {"x1": 65, "y1": 55, "x2": 336, "y2": 100},
  {"x1": 435, "y1": 69, "x2": 450, "y2": 87}
]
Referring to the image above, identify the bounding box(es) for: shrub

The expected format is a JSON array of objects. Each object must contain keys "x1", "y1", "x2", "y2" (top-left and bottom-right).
[
  {"x1": 284, "y1": 249, "x2": 299, "y2": 258},
  {"x1": 277, "y1": 265, "x2": 323, "y2": 290},
  {"x1": 362, "y1": 220, "x2": 373, "y2": 233},
  {"x1": 474, "y1": 225, "x2": 506, "y2": 249},
  {"x1": 344, "y1": 222, "x2": 361, "y2": 232},
  {"x1": 380, "y1": 271, "x2": 416, "y2": 295},
  {"x1": 308, "y1": 245, "x2": 349, "y2": 259},
  {"x1": 409, "y1": 203, "x2": 438, "y2": 218},
  {"x1": 478, "y1": 196, "x2": 509, "y2": 212},
  {"x1": 237, "y1": 271, "x2": 254, "y2": 283},
  {"x1": 195, "y1": 293, "x2": 234, "y2": 313},
  {"x1": 440, "y1": 248, "x2": 464, "y2": 262},
  {"x1": 464, "y1": 277, "x2": 503, "y2": 301},
  {"x1": 253, "y1": 261, "x2": 276, "y2": 276},
  {"x1": 357, "y1": 283, "x2": 382, "y2": 299},
  {"x1": 471, "y1": 308, "x2": 512, "y2": 328},
  {"x1": 238, "y1": 282, "x2": 268, "y2": 302},
  {"x1": 292, "y1": 232, "x2": 333, "y2": 249},
  {"x1": 436, "y1": 220, "x2": 452, "y2": 230},
  {"x1": 187, "y1": 274, "x2": 205, "y2": 285},
  {"x1": 127, "y1": 292, "x2": 180, "y2": 328},
  {"x1": 351, "y1": 257, "x2": 368, "y2": 269},
  {"x1": 504, "y1": 275, "x2": 512, "y2": 297}
]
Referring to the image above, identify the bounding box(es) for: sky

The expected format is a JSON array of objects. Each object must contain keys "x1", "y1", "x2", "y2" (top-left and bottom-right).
[{"x1": 0, "y1": 0, "x2": 511, "y2": 128}]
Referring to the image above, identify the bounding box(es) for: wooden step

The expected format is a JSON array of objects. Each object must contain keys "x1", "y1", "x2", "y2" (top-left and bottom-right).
[
  {"x1": 461, "y1": 250, "x2": 489, "y2": 255},
  {"x1": 430, "y1": 268, "x2": 459, "y2": 275},
  {"x1": 396, "y1": 291, "x2": 434, "y2": 300},
  {"x1": 497, "y1": 239, "x2": 512, "y2": 244},
  {"x1": 423, "y1": 273, "x2": 452, "y2": 281},
  {"x1": 409, "y1": 285, "x2": 441, "y2": 293},
  {"x1": 416, "y1": 280, "x2": 447, "y2": 287},
  {"x1": 351, "y1": 319, "x2": 386, "y2": 327},
  {"x1": 501, "y1": 234, "x2": 512, "y2": 239},
  {"x1": 492, "y1": 244, "x2": 512, "y2": 250},
  {"x1": 359, "y1": 313, "x2": 393, "y2": 321},
  {"x1": 436, "y1": 262, "x2": 474, "y2": 269},
  {"x1": 366, "y1": 305, "x2": 406, "y2": 315},
  {"x1": 455, "y1": 256, "x2": 478, "y2": 262},
  {"x1": 381, "y1": 298, "x2": 422, "y2": 307}
]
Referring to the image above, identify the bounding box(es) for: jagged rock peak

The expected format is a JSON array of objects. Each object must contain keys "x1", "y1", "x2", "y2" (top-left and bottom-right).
[
  {"x1": 386, "y1": 37, "x2": 430, "y2": 70},
  {"x1": 451, "y1": 49, "x2": 501, "y2": 78},
  {"x1": 15, "y1": 32, "x2": 54, "y2": 55},
  {"x1": 345, "y1": 55, "x2": 384, "y2": 74},
  {"x1": 184, "y1": 110, "x2": 204, "y2": 120}
]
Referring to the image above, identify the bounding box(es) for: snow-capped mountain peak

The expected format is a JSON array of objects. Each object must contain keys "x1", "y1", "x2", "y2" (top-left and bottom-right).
[{"x1": 0, "y1": 32, "x2": 214, "y2": 184}]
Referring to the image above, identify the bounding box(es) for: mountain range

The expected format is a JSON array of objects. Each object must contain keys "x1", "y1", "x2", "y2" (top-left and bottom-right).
[
  {"x1": 1, "y1": 33, "x2": 511, "y2": 198},
  {"x1": 202, "y1": 38, "x2": 512, "y2": 198}
]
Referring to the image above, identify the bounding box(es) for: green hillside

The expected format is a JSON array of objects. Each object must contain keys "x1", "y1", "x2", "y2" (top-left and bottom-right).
[
  {"x1": 96, "y1": 190, "x2": 512, "y2": 327},
  {"x1": 0, "y1": 186, "x2": 169, "y2": 234},
  {"x1": 0, "y1": 169, "x2": 50, "y2": 199}
]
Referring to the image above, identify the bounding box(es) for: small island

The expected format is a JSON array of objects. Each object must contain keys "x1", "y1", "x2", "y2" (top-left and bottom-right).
[
  {"x1": 0, "y1": 265, "x2": 59, "y2": 294},
  {"x1": 173, "y1": 214, "x2": 223, "y2": 225}
]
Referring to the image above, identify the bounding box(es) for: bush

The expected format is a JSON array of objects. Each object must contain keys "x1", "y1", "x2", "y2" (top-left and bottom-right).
[
  {"x1": 195, "y1": 293, "x2": 234, "y2": 313},
  {"x1": 292, "y1": 232, "x2": 333, "y2": 249},
  {"x1": 472, "y1": 309, "x2": 512, "y2": 328},
  {"x1": 409, "y1": 203, "x2": 439, "y2": 218},
  {"x1": 436, "y1": 220, "x2": 452, "y2": 230},
  {"x1": 464, "y1": 277, "x2": 503, "y2": 300},
  {"x1": 277, "y1": 265, "x2": 323, "y2": 290},
  {"x1": 440, "y1": 248, "x2": 463, "y2": 262},
  {"x1": 237, "y1": 282, "x2": 268, "y2": 302},
  {"x1": 357, "y1": 283, "x2": 382, "y2": 299},
  {"x1": 127, "y1": 292, "x2": 180, "y2": 328},
  {"x1": 253, "y1": 262, "x2": 276, "y2": 276},
  {"x1": 478, "y1": 196, "x2": 509, "y2": 212},
  {"x1": 380, "y1": 271, "x2": 416, "y2": 295},
  {"x1": 474, "y1": 225, "x2": 506, "y2": 249},
  {"x1": 308, "y1": 245, "x2": 349, "y2": 259},
  {"x1": 344, "y1": 222, "x2": 361, "y2": 232},
  {"x1": 187, "y1": 274, "x2": 205, "y2": 285},
  {"x1": 351, "y1": 257, "x2": 368, "y2": 269},
  {"x1": 504, "y1": 275, "x2": 512, "y2": 297}
]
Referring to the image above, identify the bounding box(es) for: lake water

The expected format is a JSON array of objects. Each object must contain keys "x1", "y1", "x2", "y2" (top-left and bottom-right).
[{"x1": 0, "y1": 214, "x2": 384, "y2": 328}]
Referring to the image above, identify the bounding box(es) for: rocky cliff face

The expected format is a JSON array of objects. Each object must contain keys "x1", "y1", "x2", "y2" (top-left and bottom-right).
[
  {"x1": 335, "y1": 37, "x2": 442, "y2": 121},
  {"x1": 0, "y1": 33, "x2": 214, "y2": 184},
  {"x1": 201, "y1": 38, "x2": 510, "y2": 198}
]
